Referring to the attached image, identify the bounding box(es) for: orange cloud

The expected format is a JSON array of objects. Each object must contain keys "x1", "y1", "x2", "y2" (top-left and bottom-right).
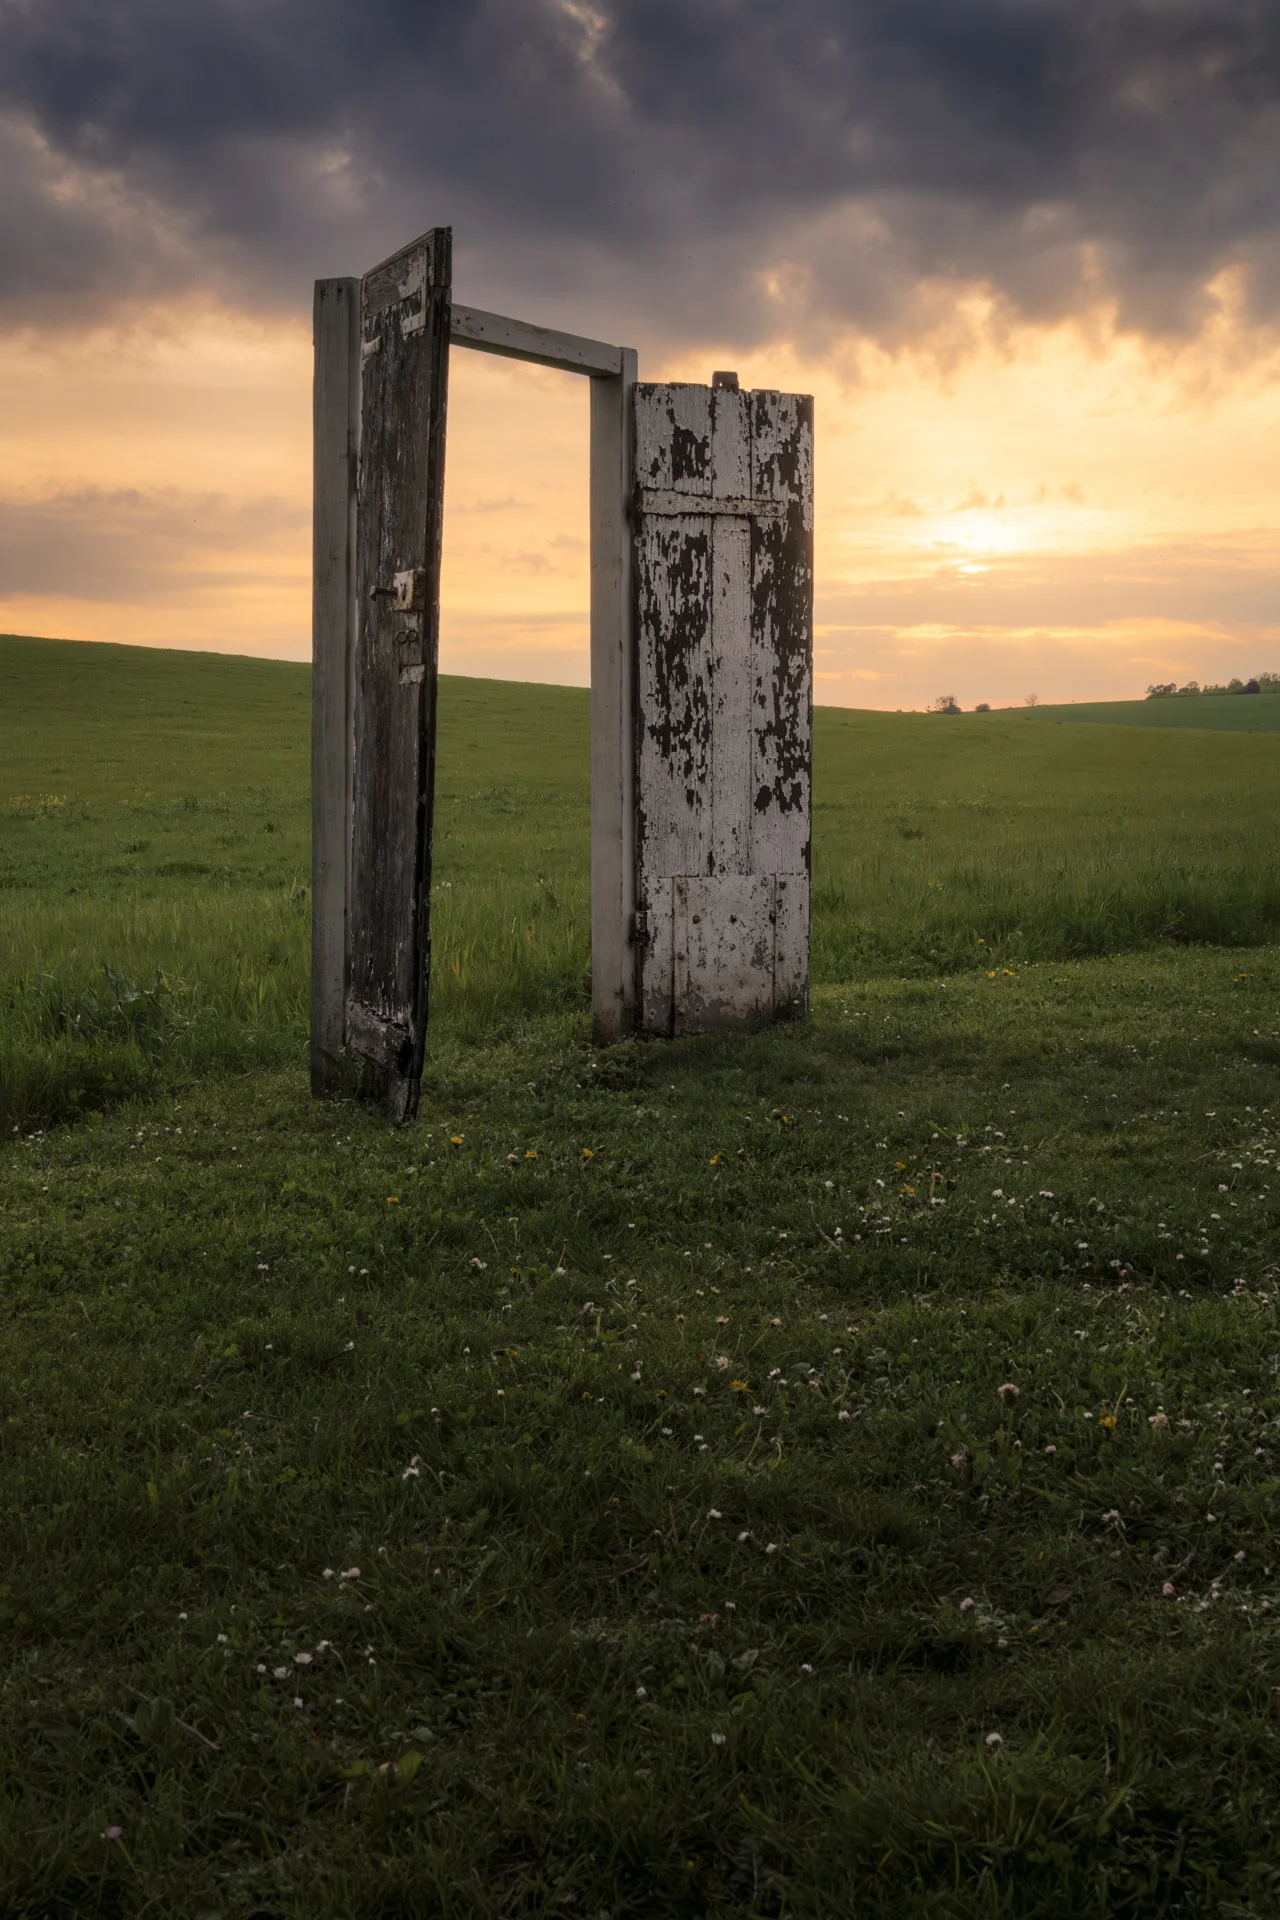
[{"x1": 2, "y1": 283, "x2": 1279, "y2": 705}]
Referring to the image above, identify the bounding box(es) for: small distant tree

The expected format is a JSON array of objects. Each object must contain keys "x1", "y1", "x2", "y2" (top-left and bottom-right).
[
  {"x1": 930, "y1": 694, "x2": 961, "y2": 714},
  {"x1": 1147, "y1": 682, "x2": 1176, "y2": 698},
  {"x1": 1245, "y1": 678, "x2": 1261, "y2": 694},
  {"x1": 975, "y1": 701, "x2": 990, "y2": 713},
  {"x1": 1176, "y1": 681, "x2": 1200, "y2": 696},
  {"x1": 1258, "y1": 674, "x2": 1280, "y2": 692},
  {"x1": 1023, "y1": 693, "x2": 1039, "y2": 708}
]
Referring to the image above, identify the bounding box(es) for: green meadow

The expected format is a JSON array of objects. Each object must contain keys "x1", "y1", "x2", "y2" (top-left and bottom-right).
[
  {"x1": 4, "y1": 633, "x2": 1280, "y2": 1917},
  {"x1": 1022, "y1": 692, "x2": 1280, "y2": 732}
]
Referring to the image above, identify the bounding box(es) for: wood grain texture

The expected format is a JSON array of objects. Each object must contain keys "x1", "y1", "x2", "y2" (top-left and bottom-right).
[
  {"x1": 634, "y1": 385, "x2": 712, "y2": 497},
  {"x1": 310, "y1": 277, "x2": 360, "y2": 1095},
  {"x1": 347, "y1": 227, "x2": 451, "y2": 1119},
  {"x1": 589, "y1": 350, "x2": 639, "y2": 1044},
  {"x1": 451, "y1": 304, "x2": 623, "y2": 378},
  {"x1": 632, "y1": 380, "x2": 812, "y2": 1035},
  {"x1": 710, "y1": 516, "x2": 752, "y2": 875},
  {"x1": 749, "y1": 391, "x2": 813, "y2": 884},
  {"x1": 674, "y1": 873, "x2": 775, "y2": 1034},
  {"x1": 773, "y1": 871, "x2": 810, "y2": 1017}
]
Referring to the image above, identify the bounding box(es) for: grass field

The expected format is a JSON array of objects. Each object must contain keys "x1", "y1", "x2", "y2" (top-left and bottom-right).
[
  {"x1": 1021, "y1": 693, "x2": 1280, "y2": 733},
  {"x1": 4, "y1": 634, "x2": 1280, "y2": 1917}
]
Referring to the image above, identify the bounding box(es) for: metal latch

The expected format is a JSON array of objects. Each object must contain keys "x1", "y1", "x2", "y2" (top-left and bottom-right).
[
  {"x1": 370, "y1": 569, "x2": 427, "y2": 611},
  {"x1": 632, "y1": 909, "x2": 649, "y2": 944}
]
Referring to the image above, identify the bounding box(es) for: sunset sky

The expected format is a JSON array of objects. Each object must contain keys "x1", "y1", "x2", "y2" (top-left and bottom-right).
[{"x1": 3, "y1": 1, "x2": 1279, "y2": 709}]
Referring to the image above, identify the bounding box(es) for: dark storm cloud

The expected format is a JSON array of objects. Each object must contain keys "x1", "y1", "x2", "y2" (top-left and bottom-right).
[{"x1": 2, "y1": 0, "x2": 1280, "y2": 350}]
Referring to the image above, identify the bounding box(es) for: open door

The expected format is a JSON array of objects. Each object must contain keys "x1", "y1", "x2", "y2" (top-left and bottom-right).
[
  {"x1": 312, "y1": 235, "x2": 644, "y2": 1099},
  {"x1": 344, "y1": 228, "x2": 451, "y2": 1118},
  {"x1": 632, "y1": 380, "x2": 813, "y2": 1035}
]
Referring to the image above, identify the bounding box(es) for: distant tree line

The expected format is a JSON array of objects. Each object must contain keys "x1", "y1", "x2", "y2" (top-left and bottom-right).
[
  {"x1": 1146, "y1": 676, "x2": 1279, "y2": 698},
  {"x1": 928, "y1": 679, "x2": 1279, "y2": 713},
  {"x1": 929, "y1": 695, "x2": 1034, "y2": 714}
]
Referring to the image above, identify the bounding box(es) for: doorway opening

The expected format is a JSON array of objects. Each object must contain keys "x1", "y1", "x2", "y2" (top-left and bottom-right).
[{"x1": 431, "y1": 351, "x2": 594, "y2": 1036}]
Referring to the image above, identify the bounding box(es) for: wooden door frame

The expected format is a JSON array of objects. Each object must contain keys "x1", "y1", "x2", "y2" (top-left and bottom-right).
[{"x1": 312, "y1": 271, "x2": 639, "y2": 1094}]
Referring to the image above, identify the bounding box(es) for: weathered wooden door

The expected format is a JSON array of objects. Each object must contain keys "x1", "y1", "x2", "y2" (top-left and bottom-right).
[
  {"x1": 632, "y1": 381, "x2": 813, "y2": 1035},
  {"x1": 346, "y1": 228, "x2": 451, "y2": 1118}
]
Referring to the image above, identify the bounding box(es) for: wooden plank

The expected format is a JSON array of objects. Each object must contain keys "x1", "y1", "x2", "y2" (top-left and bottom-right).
[
  {"x1": 450, "y1": 304, "x2": 623, "y2": 378},
  {"x1": 347, "y1": 227, "x2": 451, "y2": 1120},
  {"x1": 589, "y1": 348, "x2": 638, "y2": 1044},
  {"x1": 709, "y1": 388, "x2": 752, "y2": 877},
  {"x1": 750, "y1": 390, "x2": 814, "y2": 880},
  {"x1": 310, "y1": 276, "x2": 360, "y2": 1096},
  {"x1": 635, "y1": 512, "x2": 713, "y2": 883},
  {"x1": 634, "y1": 385, "x2": 712, "y2": 495},
  {"x1": 639, "y1": 880, "x2": 675, "y2": 1037},
  {"x1": 773, "y1": 872, "x2": 809, "y2": 1018},
  {"x1": 751, "y1": 389, "x2": 813, "y2": 510},
  {"x1": 711, "y1": 384, "x2": 751, "y2": 500},
  {"x1": 635, "y1": 502, "x2": 712, "y2": 1031},
  {"x1": 673, "y1": 874, "x2": 776, "y2": 1032},
  {"x1": 710, "y1": 516, "x2": 752, "y2": 876}
]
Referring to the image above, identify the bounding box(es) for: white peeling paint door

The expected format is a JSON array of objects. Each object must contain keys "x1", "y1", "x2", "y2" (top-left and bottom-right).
[{"x1": 632, "y1": 382, "x2": 813, "y2": 1036}]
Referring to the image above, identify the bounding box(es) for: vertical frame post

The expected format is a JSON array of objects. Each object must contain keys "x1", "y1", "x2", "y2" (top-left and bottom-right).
[
  {"x1": 310, "y1": 277, "x2": 360, "y2": 1093},
  {"x1": 589, "y1": 348, "x2": 638, "y2": 1045}
]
